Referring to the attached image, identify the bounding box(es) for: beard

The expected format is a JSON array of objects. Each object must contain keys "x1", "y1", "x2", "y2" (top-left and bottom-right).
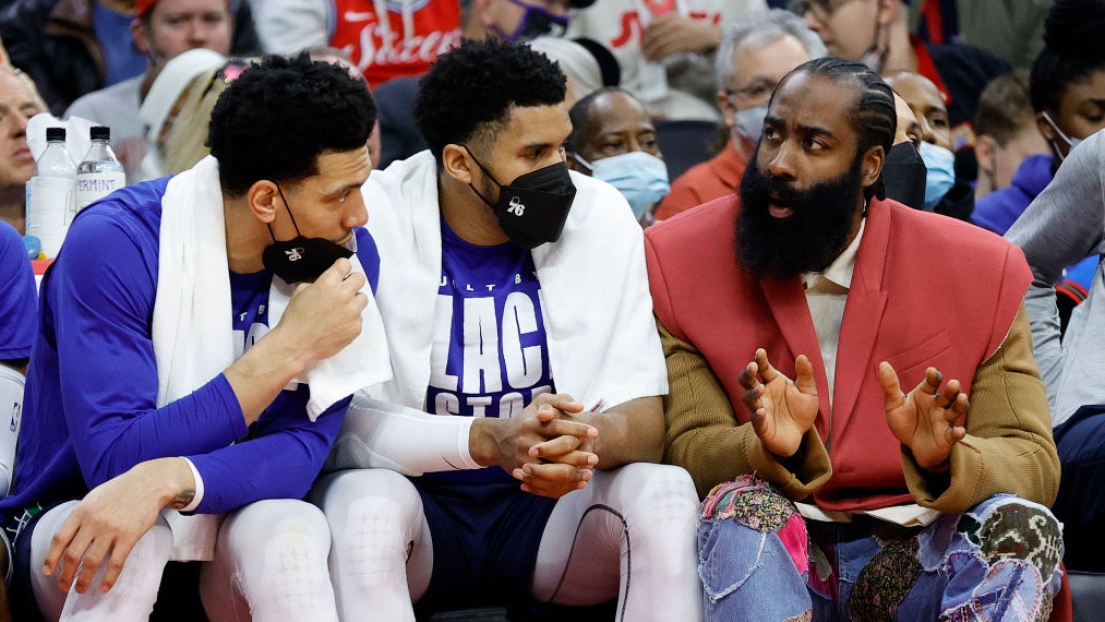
[{"x1": 735, "y1": 151, "x2": 865, "y2": 280}]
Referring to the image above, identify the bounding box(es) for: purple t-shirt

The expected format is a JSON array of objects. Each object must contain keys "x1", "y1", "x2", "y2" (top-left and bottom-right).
[{"x1": 423, "y1": 218, "x2": 553, "y2": 482}]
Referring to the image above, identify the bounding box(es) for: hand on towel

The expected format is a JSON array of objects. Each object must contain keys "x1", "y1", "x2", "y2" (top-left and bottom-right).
[{"x1": 273, "y1": 257, "x2": 368, "y2": 369}]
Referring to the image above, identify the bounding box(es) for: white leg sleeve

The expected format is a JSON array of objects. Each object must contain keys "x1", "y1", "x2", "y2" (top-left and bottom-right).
[
  {"x1": 0, "y1": 365, "x2": 26, "y2": 497},
  {"x1": 199, "y1": 499, "x2": 338, "y2": 622},
  {"x1": 309, "y1": 469, "x2": 433, "y2": 622},
  {"x1": 30, "y1": 501, "x2": 173, "y2": 622},
  {"x1": 532, "y1": 463, "x2": 702, "y2": 621}
]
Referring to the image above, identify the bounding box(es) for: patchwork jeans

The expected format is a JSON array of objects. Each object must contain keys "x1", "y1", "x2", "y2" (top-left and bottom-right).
[{"x1": 698, "y1": 475, "x2": 1063, "y2": 622}]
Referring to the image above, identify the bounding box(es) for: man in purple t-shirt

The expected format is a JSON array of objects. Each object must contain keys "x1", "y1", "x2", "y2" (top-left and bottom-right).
[{"x1": 1, "y1": 54, "x2": 380, "y2": 622}]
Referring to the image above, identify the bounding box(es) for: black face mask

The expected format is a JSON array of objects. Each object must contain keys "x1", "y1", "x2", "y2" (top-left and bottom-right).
[
  {"x1": 465, "y1": 147, "x2": 577, "y2": 249},
  {"x1": 881, "y1": 142, "x2": 928, "y2": 211},
  {"x1": 262, "y1": 185, "x2": 353, "y2": 284}
]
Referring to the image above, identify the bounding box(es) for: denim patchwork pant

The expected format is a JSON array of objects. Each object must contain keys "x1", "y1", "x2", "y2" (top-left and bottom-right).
[{"x1": 698, "y1": 475, "x2": 1063, "y2": 622}]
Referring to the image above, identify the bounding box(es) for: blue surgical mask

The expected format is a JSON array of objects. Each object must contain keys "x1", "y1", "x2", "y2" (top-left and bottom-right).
[
  {"x1": 917, "y1": 141, "x2": 955, "y2": 211},
  {"x1": 574, "y1": 151, "x2": 670, "y2": 221},
  {"x1": 734, "y1": 104, "x2": 768, "y2": 142}
]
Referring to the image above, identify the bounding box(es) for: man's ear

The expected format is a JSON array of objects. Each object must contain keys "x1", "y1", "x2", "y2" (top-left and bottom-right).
[
  {"x1": 861, "y1": 145, "x2": 886, "y2": 191},
  {"x1": 879, "y1": 0, "x2": 901, "y2": 27},
  {"x1": 131, "y1": 18, "x2": 149, "y2": 55},
  {"x1": 247, "y1": 180, "x2": 281, "y2": 225},
  {"x1": 975, "y1": 134, "x2": 997, "y2": 174},
  {"x1": 717, "y1": 89, "x2": 737, "y2": 130},
  {"x1": 442, "y1": 144, "x2": 475, "y2": 185}
]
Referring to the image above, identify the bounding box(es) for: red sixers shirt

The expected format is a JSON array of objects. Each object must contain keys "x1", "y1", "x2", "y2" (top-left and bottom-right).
[{"x1": 329, "y1": 0, "x2": 462, "y2": 88}]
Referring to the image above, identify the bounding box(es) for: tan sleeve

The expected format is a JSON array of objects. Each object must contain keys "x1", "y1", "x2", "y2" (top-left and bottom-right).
[
  {"x1": 901, "y1": 303, "x2": 1061, "y2": 513},
  {"x1": 659, "y1": 320, "x2": 833, "y2": 500}
]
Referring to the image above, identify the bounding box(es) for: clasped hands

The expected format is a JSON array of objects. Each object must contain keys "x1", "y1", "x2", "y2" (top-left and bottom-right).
[
  {"x1": 737, "y1": 348, "x2": 968, "y2": 471},
  {"x1": 472, "y1": 393, "x2": 599, "y2": 499}
]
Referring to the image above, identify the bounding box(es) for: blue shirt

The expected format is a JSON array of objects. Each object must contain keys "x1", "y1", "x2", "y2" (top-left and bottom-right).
[
  {"x1": 92, "y1": 1, "x2": 147, "y2": 87},
  {"x1": 973, "y1": 154, "x2": 1055, "y2": 236},
  {"x1": 1, "y1": 177, "x2": 381, "y2": 518},
  {"x1": 0, "y1": 222, "x2": 37, "y2": 362},
  {"x1": 423, "y1": 218, "x2": 552, "y2": 483},
  {"x1": 976, "y1": 154, "x2": 1096, "y2": 291}
]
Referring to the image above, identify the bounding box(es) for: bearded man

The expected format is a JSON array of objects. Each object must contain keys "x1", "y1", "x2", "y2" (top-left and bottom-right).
[{"x1": 644, "y1": 57, "x2": 1063, "y2": 622}]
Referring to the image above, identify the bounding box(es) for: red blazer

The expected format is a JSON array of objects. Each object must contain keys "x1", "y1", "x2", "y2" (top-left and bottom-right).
[{"x1": 645, "y1": 194, "x2": 1031, "y2": 510}]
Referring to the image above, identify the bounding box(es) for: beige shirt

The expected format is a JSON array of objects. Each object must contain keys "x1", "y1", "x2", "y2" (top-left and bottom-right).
[{"x1": 802, "y1": 219, "x2": 865, "y2": 406}]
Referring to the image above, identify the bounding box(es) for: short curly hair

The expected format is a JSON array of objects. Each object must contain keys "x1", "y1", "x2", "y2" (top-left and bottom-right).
[
  {"x1": 414, "y1": 38, "x2": 566, "y2": 165},
  {"x1": 208, "y1": 53, "x2": 376, "y2": 196}
]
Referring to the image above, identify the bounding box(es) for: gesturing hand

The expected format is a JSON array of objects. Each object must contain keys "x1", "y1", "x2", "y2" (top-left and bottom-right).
[
  {"x1": 737, "y1": 348, "x2": 819, "y2": 458},
  {"x1": 879, "y1": 362, "x2": 968, "y2": 470}
]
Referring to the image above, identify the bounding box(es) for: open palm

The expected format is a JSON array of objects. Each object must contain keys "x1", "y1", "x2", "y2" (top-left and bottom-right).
[
  {"x1": 879, "y1": 362, "x2": 968, "y2": 470},
  {"x1": 738, "y1": 349, "x2": 819, "y2": 458}
]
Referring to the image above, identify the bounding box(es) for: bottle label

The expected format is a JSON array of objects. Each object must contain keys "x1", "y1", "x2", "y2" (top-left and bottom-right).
[
  {"x1": 25, "y1": 176, "x2": 74, "y2": 259},
  {"x1": 74, "y1": 171, "x2": 126, "y2": 215}
]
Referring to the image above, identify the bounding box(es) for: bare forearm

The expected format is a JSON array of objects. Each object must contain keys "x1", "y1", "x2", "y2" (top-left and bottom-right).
[
  {"x1": 585, "y1": 396, "x2": 665, "y2": 469},
  {"x1": 128, "y1": 457, "x2": 198, "y2": 510}
]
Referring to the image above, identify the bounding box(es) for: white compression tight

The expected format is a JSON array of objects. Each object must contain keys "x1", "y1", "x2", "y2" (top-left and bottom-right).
[
  {"x1": 31, "y1": 501, "x2": 173, "y2": 622},
  {"x1": 313, "y1": 463, "x2": 702, "y2": 621},
  {"x1": 198, "y1": 499, "x2": 338, "y2": 622},
  {"x1": 29, "y1": 499, "x2": 337, "y2": 622}
]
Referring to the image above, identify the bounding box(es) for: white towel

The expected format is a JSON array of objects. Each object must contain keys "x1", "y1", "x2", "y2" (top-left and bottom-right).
[
  {"x1": 150, "y1": 155, "x2": 391, "y2": 559},
  {"x1": 360, "y1": 151, "x2": 667, "y2": 413}
]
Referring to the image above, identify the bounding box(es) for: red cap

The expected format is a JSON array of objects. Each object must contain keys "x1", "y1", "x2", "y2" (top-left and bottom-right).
[{"x1": 135, "y1": 0, "x2": 157, "y2": 16}]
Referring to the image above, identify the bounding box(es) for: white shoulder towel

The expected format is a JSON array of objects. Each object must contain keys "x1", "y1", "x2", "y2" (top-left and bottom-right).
[
  {"x1": 326, "y1": 151, "x2": 667, "y2": 475},
  {"x1": 149, "y1": 155, "x2": 391, "y2": 559}
]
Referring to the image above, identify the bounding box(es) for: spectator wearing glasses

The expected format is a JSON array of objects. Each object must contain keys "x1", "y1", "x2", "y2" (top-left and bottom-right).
[{"x1": 653, "y1": 9, "x2": 824, "y2": 221}]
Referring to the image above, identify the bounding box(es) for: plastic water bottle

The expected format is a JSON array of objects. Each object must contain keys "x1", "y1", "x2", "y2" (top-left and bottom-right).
[
  {"x1": 25, "y1": 127, "x2": 75, "y2": 259},
  {"x1": 74, "y1": 126, "x2": 126, "y2": 215}
]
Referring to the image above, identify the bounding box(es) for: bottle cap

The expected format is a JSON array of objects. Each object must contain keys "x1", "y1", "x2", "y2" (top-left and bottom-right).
[
  {"x1": 90, "y1": 126, "x2": 111, "y2": 141},
  {"x1": 45, "y1": 127, "x2": 66, "y2": 142},
  {"x1": 23, "y1": 235, "x2": 41, "y2": 260}
]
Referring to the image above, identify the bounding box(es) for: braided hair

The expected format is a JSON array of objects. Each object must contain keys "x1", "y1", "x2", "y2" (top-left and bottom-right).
[{"x1": 790, "y1": 57, "x2": 897, "y2": 200}]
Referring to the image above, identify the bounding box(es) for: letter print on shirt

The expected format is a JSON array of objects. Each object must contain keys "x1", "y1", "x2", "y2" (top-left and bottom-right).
[
  {"x1": 229, "y1": 269, "x2": 306, "y2": 430},
  {"x1": 426, "y1": 217, "x2": 554, "y2": 424}
]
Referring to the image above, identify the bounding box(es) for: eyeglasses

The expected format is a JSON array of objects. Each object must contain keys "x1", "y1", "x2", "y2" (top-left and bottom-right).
[{"x1": 726, "y1": 78, "x2": 779, "y2": 108}]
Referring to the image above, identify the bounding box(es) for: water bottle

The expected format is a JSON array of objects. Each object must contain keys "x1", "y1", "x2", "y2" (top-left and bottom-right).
[
  {"x1": 74, "y1": 126, "x2": 126, "y2": 215},
  {"x1": 25, "y1": 127, "x2": 75, "y2": 259}
]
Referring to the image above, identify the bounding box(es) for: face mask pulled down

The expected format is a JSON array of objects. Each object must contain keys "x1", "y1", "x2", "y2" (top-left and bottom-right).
[
  {"x1": 465, "y1": 147, "x2": 577, "y2": 249},
  {"x1": 262, "y1": 185, "x2": 354, "y2": 284}
]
